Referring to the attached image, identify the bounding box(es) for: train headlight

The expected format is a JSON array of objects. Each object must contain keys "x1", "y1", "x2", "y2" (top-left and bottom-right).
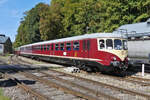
[{"x1": 113, "y1": 57, "x2": 117, "y2": 61}]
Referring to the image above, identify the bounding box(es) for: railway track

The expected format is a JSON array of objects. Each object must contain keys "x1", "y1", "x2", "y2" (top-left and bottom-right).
[
  {"x1": 8, "y1": 56, "x2": 150, "y2": 100},
  {"x1": 128, "y1": 63, "x2": 150, "y2": 73},
  {"x1": 5, "y1": 56, "x2": 120, "y2": 100},
  {"x1": 1, "y1": 57, "x2": 88, "y2": 100},
  {"x1": 1, "y1": 69, "x2": 89, "y2": 100},
  {"x1": 0, "y1": 72, "x2": 51, "y2": 100},
  {"x1": 43, "y1": 69, "x2": 150, "y2": 98},
  {"x1": 7, "y1": 64, "x2": 118, "y2": 100},
  {"x1": 96, "y1": 73, "x2": 150, "y2": 86}
]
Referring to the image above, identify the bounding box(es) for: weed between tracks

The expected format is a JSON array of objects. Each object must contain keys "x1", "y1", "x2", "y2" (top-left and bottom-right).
[{"x1": 0, "y1": 88, "x2": 10, "y2": 100}]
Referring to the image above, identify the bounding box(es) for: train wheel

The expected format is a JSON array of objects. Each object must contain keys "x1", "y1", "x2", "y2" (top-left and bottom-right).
[
  {"x1": 93, "y1": 67, "x2": 100, "y2": 72},
  {"x1": 73, "y1": 60, "x2": 82, "y2": 68},
  {"x1": 113, "y1": 68, "x2": 126, "y2": 77},
  {"x1": 80, "y1": 64, "x2": 92, "y2": 72}
]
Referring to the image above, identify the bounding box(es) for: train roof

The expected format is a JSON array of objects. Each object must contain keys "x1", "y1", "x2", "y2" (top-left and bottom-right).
[
  {"x1": 20, "y1": 33, "x2": 127, "y2": 48},
  {"x1": 117, "y1": 22, "x2": 150, "y2": 34}
]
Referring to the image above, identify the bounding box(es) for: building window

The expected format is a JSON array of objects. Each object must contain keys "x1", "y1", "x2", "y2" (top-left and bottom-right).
[
  {"x1": 73, "y1": 41, "x2": 79, "y2": 50},
  {"x1": 55, "y1": 44, "x2": 59, "y2": 50},
  {"x1": 106, "y1": 39, "x2": 113, "y2": 49},
  {"x1": 0, "y1": 45, "x2": 3, "y2": 49},
  {"x1": 99, "y1": 40, "x2": 105, "y2": 49},
  {"x1": 66, "y1": 42, "x2": 71, "y2": 51},
  {"x1": 60, "y1": 43, "x2": 64, "y2": 51}
]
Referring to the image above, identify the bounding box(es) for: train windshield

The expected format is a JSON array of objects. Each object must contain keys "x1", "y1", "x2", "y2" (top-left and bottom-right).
[
  {"x1": 123, "y1": 40, "x2": 128, "y2": 50},
  {"x1": 114, "y1": 39, "x2": 122, "y2": 50},
  {"x1": 106, "y1": 39, "x2": 113, "y2": 49}
]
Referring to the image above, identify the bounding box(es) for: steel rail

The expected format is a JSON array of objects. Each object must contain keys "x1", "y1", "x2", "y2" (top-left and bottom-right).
[
  {"x1": 48, "y1": 69, "x2": 150, "y2": 99},
  {"x1": 96, "y1": 73, "x2": 150, "y2": 86},
  {"x1": 40, "y1": 71, "x2": 119, "y2": 100},
  {"x1": 3, "y1": 73, "x2": 51, "y2": 100},
  {"x1": 128, "y1": 76, "x2": 150, "y2": 82},
  {"x1": 19, "y1": 71, "x2": 102, "y2": 100},
  {"x1": 97, "y1": 73, "x2": 150, "y2": 86}
]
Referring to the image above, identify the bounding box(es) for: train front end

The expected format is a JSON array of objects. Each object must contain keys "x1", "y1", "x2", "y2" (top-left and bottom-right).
[
  {"x1": 97, "y1": 35, "x2": 128, "y2": 72},
  {"x1": 109, "y1": 39, "x2": 128, "y2": 72}
]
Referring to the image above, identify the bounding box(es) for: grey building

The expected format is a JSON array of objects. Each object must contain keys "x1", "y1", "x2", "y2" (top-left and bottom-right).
[
  {"x1": 114, "y1": 18, "x2": 150, "y2": 61},
  {"x1": 0, "y1": 34, "x2": 12, "y2": 55},
  {"x1": 114, "y1": 18, "x2": 150, "y2": 39}
]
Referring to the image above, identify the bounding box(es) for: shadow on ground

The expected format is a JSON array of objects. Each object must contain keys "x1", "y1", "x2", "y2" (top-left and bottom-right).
[
  {"x1": 0, "y1": 61, "x2": 51, "y2": 88},
  {"x1": 0, "y1": 79, "x2": 36, "y2": 87}
]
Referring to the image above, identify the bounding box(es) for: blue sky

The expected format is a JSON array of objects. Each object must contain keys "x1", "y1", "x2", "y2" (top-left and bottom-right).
[{"x1": 0, "y1": 0, "x2": 51, "y2": 42}]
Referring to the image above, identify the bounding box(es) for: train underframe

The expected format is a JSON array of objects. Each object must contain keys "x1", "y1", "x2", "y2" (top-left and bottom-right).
[{"x1": 20, "y1": 54, "x2": 128, "y2": 73}]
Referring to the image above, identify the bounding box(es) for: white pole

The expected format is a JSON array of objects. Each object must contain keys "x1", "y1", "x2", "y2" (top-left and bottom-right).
[{"x1": 142, "y1": 64, "x2": 145, "y2": 77}]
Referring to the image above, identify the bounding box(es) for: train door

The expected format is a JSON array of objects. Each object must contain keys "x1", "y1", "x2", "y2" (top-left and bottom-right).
[{"x1": 82, "y1": 39, "x2": 90, "y2": 58}]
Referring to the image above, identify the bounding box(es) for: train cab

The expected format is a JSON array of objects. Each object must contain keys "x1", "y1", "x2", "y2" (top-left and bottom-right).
[{"x1": 97, "y1": 37, "x2": 128, "y2": 72}]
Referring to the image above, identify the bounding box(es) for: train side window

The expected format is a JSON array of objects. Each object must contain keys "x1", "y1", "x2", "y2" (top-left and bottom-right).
[
  {"x1": 21, "y1": 47, "x2": 24, "y2": 51},
  {"x1": 106, "y1": 39, "x2": 113, "y2": 50},
  {"x1": 44, "y1": 45, "x2": 47, "y2": 51},
  {"x1": 83, "y1": 40, "x2": 86, "y2": 50},
  {"x1": 66, "y1": 43, "x2": 71, "y2": 51},
  {"x1": 33, "y1": 46, "x2": 36, "y2": 50},
  {"x1": 55, "y1": 44, "x2": 59, "y2": 51},
  {"x1": 60, "y1": 43, "x2": 64, "y2": 51},
  {"x1": 99, "y1": 40, "x2": 105, "y2": 49},
  {"x1": 87, "y1": 40, "x2": 90, "y2": 50},
  {"x1": 35, "y1": 46, "x2": 38, "y2": 50},
  {"x1": 32, "y1": 46, "x2": 34, "y2": 50},
  {"x1": 73, "y1": 41, "x2": 79, "y2": 50},
  {"x1": 29, "y1": 46, "x2": 31, "y2": 50},
  {"x1": 38, "y1": 45, "x2": 40, "y2": 50},
  {"x1": 47, "y1": 45, "x2": 50, "y2": 51},
  {"x1": 41, "y1": 45, "x2": 43, "y2": 51}
]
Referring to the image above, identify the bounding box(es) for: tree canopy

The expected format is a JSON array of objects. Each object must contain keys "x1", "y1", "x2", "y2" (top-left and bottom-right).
[{"x1": 13, "y1": 0, "x2": 150, "y2": 47}]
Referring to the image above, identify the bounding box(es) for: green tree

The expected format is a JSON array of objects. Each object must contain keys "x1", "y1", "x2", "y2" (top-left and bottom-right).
[
  {"x1": 14, "y1": 0, "x2": 150, "y2": 48},
  {"x1": 14, "y1": 3, "x2": 49, "y2": 47},
  {"x1": 39, "y1": 0, "x2": 65, "y2": 40}
]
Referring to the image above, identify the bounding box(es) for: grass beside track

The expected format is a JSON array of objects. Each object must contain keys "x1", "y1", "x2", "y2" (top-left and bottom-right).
[{"x1": 0, "y1": 88, "x2": 10, "y2": 100}]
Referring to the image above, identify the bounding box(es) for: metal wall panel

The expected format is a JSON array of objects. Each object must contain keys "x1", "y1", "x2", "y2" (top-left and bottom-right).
[
  {"x1": 128, "y1": 40, "x2": 150, "y2": 58},
  {"x1": 0, "y1": 44, "x2": 4, "y2": 54}
]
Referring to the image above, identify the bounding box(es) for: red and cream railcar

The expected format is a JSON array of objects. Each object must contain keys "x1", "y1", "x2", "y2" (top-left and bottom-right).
[{"x1": 18, "y1": 33, "x2": 128, "y2": 72}]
